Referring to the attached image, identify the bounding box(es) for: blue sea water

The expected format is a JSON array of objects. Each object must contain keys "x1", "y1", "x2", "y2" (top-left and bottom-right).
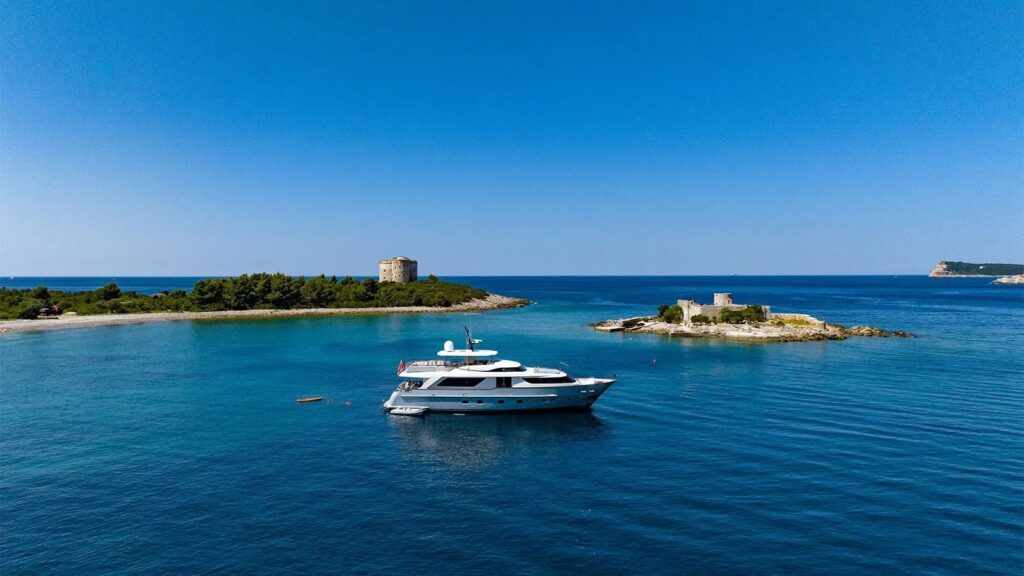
[{"x1": 1, "y1": 277, "x2": 1022, "y2": 575}]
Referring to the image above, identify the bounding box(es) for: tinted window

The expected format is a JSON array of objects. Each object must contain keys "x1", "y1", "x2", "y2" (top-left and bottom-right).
[
  {"x1": 436, "y1": 377, "x2": 485, "y2": 387},
  {"x1": 522, "y1": 376, "x2": 576, "y2": 384}
]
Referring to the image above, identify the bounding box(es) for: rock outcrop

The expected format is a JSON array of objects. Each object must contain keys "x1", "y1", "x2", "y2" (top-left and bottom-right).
[{"x1": 929, "y1": 261, "x2": 952, "y2": 277}]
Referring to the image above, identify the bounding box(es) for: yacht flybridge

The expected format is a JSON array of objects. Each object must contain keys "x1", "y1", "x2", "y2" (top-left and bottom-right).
[{"x1": 384, "y1": 329, "x2": 615, "y2": 415}]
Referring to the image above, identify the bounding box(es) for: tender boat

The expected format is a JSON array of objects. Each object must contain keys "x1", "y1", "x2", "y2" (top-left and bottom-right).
[{"x1": 383, "y1": 329, "x2": 615, "y2": 415}]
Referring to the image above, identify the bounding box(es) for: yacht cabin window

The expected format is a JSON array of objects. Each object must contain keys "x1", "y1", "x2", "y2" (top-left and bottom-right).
[
  {"x1": 522, "y1": 376, "x2": 576, "y2": 384},
  {"x1": 436, "y1": 377, "x2": 485, "y2": 387}
]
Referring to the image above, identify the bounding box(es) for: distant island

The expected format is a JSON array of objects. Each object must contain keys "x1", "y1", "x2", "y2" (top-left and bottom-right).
[
  {"x1": 929, "y1": 261, "x2": 1024, "y2": 277},
  {"x1": 0, "y1": 271, "x2": 528, "y2": 333},
  {"x1": 591, "y1": 293, "x2": 912, "y2": 342}
]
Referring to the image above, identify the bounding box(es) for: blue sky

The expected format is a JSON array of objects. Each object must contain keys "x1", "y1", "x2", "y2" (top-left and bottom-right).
[{"x1": 2, "y1": 1, "x2": 1021, "y2": 275}]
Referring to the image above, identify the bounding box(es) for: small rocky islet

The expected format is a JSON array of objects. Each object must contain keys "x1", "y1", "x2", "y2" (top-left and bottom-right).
[
  {"x1": 992, "y1": 274, "x2": 1024, "y2": 285},
  {"x1": 591, "y1": 293, "x2": 913, "y2": 343}
]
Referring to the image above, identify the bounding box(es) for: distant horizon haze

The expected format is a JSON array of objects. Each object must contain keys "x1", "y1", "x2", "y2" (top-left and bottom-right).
[{"x1": 2, "y1": 1, "x2": 1021, "y2": 276}]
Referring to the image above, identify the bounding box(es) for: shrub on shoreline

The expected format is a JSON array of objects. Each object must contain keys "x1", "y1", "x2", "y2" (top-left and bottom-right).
[{"x1": 657, "y1": 304, "x2": 683, "y2": 324}]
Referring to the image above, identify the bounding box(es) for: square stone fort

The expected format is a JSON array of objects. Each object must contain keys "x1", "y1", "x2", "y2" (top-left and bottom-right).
[{"x1": 379, "y1": 256, "x2": 418, "y2": 283}]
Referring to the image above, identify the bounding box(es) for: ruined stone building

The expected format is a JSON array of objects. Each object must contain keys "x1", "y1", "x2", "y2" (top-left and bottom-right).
[{"x1": 676, "y1": 293, "x2": 773, "y2": 323}]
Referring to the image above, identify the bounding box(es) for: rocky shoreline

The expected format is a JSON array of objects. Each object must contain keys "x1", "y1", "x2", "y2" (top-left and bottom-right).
[
  {"x1": 591, "y1": 316, "x2": 913, "y2": 342},
  {"x1": 0, "y1": 294, "x2": 530, "y2": 334}
]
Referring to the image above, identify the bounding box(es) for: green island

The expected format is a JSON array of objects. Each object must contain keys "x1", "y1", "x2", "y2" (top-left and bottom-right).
[
  {"x1": 929, "y1": 261, "x2": 1024, "y2": 277},
  {"x1": 0, "y1": 274, "x2": 491, "y2": 320}
]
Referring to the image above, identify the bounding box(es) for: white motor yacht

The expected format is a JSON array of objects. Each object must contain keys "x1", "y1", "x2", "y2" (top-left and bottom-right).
[{"x1": 384, "y1": 330, "x2": 615, "y2": 415}]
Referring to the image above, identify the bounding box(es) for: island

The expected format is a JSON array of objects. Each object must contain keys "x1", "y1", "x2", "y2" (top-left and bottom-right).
[
  {"x1": 929, "y1": 261, "x2": 1024, "y2": 277},
  {"x1": 590, "y1": 293, "x2": 912, "y2": 342},
  {"x1": 0, "y1": 272, "x2": 528, "y2": 334}
]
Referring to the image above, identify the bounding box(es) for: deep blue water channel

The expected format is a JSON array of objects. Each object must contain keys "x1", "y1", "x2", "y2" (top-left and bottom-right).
[{"x1": 2, "y1": 276, "x2": 1022, "y2": 574}]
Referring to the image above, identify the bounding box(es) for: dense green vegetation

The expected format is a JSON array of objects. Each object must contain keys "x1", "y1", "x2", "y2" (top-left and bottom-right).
[
  {"x1": 0, "y1": 274, "x2": 489, "y2": 320},
  {"x1": 719, "y1": 305, "x2": 767, "y2": 324},
  {"x1": 941, "y1": 261, "x2": 1024, "y2": 276},
  {"x1": 655, "y1": 304, "x2": 766, "y2": 324}
]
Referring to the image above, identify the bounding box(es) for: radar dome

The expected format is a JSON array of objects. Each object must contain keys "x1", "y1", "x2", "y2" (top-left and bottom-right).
[{"x1": 443, "y1": 340, "x2": 455, "y2": 352}]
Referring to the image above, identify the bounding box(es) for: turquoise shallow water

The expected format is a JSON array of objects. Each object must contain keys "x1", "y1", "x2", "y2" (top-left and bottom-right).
[{"x1": 2, "y1": 277, "x2": 1022, "y2": 574}]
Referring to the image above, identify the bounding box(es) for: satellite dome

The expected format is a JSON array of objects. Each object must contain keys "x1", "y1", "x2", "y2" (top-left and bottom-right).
[{"x1": 443, "y1": 340, "x2": 455, "y2": 352}]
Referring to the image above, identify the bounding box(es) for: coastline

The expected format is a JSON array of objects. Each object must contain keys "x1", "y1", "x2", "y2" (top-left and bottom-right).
[{"x1": 0, "y1": 294, "x2": 529, "y2": 334}]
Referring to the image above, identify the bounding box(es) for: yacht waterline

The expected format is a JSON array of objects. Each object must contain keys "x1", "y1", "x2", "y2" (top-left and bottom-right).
[{"x1": 384, "y1": 332, "x2": 615, "y2": 415}]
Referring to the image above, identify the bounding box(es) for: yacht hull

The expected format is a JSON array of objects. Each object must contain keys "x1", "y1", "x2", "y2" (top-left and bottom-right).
[{"x1": 384, "y1": 378, "x2": 614, "y2": 414}]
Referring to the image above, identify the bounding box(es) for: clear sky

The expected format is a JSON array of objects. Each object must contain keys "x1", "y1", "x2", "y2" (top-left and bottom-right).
[{"x1": 2, "y1": 1, "x2": 1021, "y2": 276}]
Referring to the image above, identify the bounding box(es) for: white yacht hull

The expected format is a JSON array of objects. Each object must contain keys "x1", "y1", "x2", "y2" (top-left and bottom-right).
[{"x1": 384, "y1": 378, "x2": 614, "y2": 414}]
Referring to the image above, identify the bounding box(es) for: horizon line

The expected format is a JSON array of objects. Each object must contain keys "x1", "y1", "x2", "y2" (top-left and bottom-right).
[{"x1": 0, "y1": 273, "x2": 951, "y2": 278}]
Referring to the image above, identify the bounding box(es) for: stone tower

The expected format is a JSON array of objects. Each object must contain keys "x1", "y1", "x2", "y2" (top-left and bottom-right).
[
  {"x1": 378, "y1": 256, "x2": 418, "y2": 283},
  {"x1": 713, "y1": 293, "x2": 733, "y2": 306}
]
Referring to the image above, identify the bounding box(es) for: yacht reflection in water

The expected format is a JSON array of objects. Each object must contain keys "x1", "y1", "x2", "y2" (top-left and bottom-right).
[{"x1": 387, "y1": 411, "x2": 607, "y2": 470}]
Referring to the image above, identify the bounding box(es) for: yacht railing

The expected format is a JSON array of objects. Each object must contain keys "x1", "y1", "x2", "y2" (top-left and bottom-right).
[
  {"x1": 404, "y1": 360, "x2": 456, "y2": 373},
  {"x1": 531, "y1": 367, "x2": 562, "y2": 374},
  {"x1": 404, "y1": 358, "x2": 499, "y2": 373}
]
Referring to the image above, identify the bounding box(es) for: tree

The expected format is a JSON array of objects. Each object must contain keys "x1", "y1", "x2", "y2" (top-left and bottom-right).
[
  {"x1": 267, "y1": 273, "x2": 301, "y2": 308},
  {"x1": 226, "y1": 274, "x2": 258, "y2": 309},
  {"x1": 191, "y1": 280, "x2": 225, "y2": 309},
  {"x1": 661, "y1": 305, "x2": 682, "y2": 323},
  {"x1": 18, "y1": 301, "x2": 42, "y2": 319},
  {"x1": 32, "y1": 286, "x2": 51, "y2": 302},
  {"x1": 301, "y1": 275, "x2": 334, "y2": 307},
  {"x1": 97, "y1": 283, "x2": 121, "y2": 300},
  {"x1": 657, "y1": 304, "x2": 682, "y2": 323}
]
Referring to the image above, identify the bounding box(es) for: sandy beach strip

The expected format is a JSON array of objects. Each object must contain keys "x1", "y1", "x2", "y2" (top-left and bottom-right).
[{"x1": 0, "y1": 294, "x2": 529, "y2": 334}]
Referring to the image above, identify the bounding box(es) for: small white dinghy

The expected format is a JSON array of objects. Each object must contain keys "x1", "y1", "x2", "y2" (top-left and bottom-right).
[{"x1": 388, "y1": 406, "x2": 428, "y2": 417}]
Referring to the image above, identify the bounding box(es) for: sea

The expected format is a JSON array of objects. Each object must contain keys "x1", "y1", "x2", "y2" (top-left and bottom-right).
[{"x1": 1, "y1": 276, "x2": 1022, "y2": 575}]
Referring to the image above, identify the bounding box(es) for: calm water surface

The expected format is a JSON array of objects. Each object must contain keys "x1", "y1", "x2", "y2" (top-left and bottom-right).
[{"x1": 2, "y1": 277, "x2": 1022, "y2": 574}]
